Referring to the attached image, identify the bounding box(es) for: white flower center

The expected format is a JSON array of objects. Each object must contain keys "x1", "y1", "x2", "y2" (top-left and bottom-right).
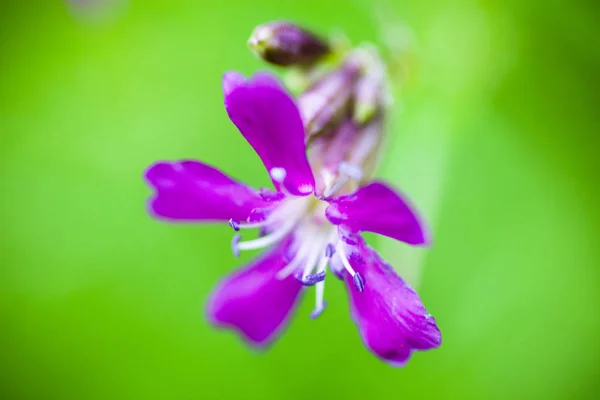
[{"x1": 229, "y1": 195, "x2": 363, "y2": 318}]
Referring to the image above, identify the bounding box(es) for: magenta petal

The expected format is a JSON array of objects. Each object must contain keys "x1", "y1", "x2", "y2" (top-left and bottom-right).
[
  {"x1": 326, "y1": 181, "x2": 430, "y2": 245},
  {"x1": 223, "y1": 71, "x2": 315, "y2": 196},
  {"x1": 343, "y1": 240, "x2": 441, "y2": 366},
  {"x1": 206, "y1": 240, "x2": 303, "y2": 347},
  {"x1": 145, "y1": 160, "x2": 270, "y2": 222},
  {"x1": 222, "y1": 71, "x2": 247, "y2": 97}
]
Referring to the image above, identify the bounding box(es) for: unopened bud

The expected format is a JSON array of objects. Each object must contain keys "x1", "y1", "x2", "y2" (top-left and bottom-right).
[
  {"x1": 348, "y1": 117, "x2": 385, "y2": 180},
  {"x1": 353, "y1": 46, "x2": 391, "y2": 124},
  {"x1": 248, "y1": 21, "x2": 330, "y2": 67},
  {"x1": 321, "y1": 119, "x2": 359, "y2": 171},
  {"x1": 310, "y1": 119, "x2": 358, "y2": 195},
  {"x1": 297, "y1": 55, "x2": 362, "y2": 138}
]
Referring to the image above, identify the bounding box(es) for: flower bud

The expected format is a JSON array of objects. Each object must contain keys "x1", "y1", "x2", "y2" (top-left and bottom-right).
[
  {"x1": 353, "y1": 46, "x2": 392, "y2": 124},
  {"x1": 297, "y1": 54, "x2": 362, "y2": 138},
  {"x1": 310, "y1": 119, "x2": 359, "y2": 196},
  {"x1": 248, "y1": 21, "x2": 330, "y2": 67},
  {"x1": 348, "y1": 116, "x2": 385, "y2": 179},
  {"x1": 309, "y1": 117, "x2": 386, "y2": 196}
]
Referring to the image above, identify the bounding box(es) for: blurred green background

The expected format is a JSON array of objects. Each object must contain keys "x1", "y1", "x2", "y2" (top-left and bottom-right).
[{"x1": 1, "y1": 0, "x2": 598, "y2": 398}]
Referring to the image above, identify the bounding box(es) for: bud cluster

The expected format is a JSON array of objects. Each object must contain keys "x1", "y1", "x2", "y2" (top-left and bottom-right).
[{"x1": 248, "y1": 21, "x2": 393, "y2": 197}]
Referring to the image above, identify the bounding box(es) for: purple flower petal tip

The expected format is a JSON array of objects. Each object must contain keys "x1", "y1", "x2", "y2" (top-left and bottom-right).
[
  {"x1": 206, "y1": 241, "x2": 303, "y2": 347},
  {"x1": 222, "y1": 71, "x2": 247, "y2": 98},
  {"x1": 343, "y1": 240, "x2": 441, "y2": 366},
  {"x1": 326, "y1": 182, "x2": 430, "y2": 246},
  {"x1": 223, "y1": 71, "x2": 315, "y2": 196},
  {"x1": 249, "y1": 71, "x2": 286, "y2": 90}
]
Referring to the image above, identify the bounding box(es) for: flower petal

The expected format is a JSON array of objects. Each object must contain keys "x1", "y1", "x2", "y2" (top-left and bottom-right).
[
  {"x1": 343, "y1": 239, "x2": 441, "y2": 366},
  {"x1": 223, "y1": 71, "x2": 315, "y2": 196},
  {"x1": 145, "y1": 160, "x2": 271, "y2": 222},
  {"x1": 326, "y1": 181, "x2": 429, "y2": 245},
  {"x1": 206, "y1": 239, "x2": 303, "y2": 347}
]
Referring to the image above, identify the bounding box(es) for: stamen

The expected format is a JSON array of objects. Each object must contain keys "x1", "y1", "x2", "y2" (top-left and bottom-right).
[
  {"x1": 311, "y1": 279, "x2": 326, "y2": 319},
  {"x1": 353, "y1": 272, "x2": 365, "y2": 292},
  {"x1": 296, "y1": 271, "x2": 326, "y2": 286},
  {"x1": 276, "y1": 231, "x2": 319, "y2": 279},
  {"x1": 310, "y1": 298, "x2": 327, "y2": 319},
  {"x1": 325, "y1": 243, "x2": 336, "y2": 257},
  {"x1": 315, "y1": 245, "x2": 331, "y2": 276},
  {"x1": 337, "y1": 243, "x2": 357, "y2": 276},
  {"x1": 304, "y1": 241, "x2": 333, "y2": 315},
  {"x1": 230, "y1": 197, "x2": 312, "y2": 258},
  {"x1": 228, "y1": 218, "x2": 268, "y2": 231},
  {"x1": 231, "y1": 234, "x2": 241, "y2": 257},
  {"x1": 236, "y1": 213, "x2": 299, "y2": 252},
  {"x1": 228, "y1": 219, "x2": 240, "y2": 231},
  {"x1": 300, "y1": 234, "x2": 326, "y2": 281}
]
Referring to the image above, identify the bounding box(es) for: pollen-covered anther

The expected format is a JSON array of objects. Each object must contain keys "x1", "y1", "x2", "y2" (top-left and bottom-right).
[
  {"x1": 228, "y1": 218, "x2": 240, "y2": 231},
  {"x1": 296, "y1": 271, "x2": 326, "y2": 286},
  {"x1": 353, "y1": 272, "x2": 366, "y2": 292},
  {"x1": 325, "y1": 243, "x2": 336, "y2": 257}
]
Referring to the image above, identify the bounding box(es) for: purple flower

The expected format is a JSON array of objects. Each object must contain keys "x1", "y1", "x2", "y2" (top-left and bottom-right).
[{"x1": 144, "y1": 71, "x2": 441, "y2": 366}]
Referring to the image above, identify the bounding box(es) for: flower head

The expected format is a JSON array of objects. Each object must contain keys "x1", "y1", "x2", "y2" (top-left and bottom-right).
[{"x1": 144, "y1": 22, "x2": 441, "y2": 366}]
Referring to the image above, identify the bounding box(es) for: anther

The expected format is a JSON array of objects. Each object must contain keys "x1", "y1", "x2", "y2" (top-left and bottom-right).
[
  {"x1": 353, "y1": 272, "x2": 365, "y2": 292},
  {"x1": 296, "y1": 271, "x2": 326, "y2": 286},
  {"x1": 228, "y1": 218, "x2": 240, "y2": 231},
  {"x1": 325, "y1": 243, "x2": 336, "y2": 258},
  {"x1": 231, "y1": 234, "x2": 241, "y2": 258}
]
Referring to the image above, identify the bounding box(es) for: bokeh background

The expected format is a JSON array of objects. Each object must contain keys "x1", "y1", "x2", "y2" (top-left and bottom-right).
[{"x1": 1, "y1": 0, "x2": 598, "y2": 398}]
